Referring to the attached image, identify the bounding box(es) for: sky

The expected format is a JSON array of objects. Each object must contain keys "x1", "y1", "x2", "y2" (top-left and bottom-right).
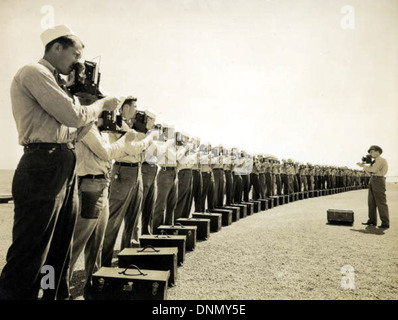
[{"x1": 0, "y1": 0, "x2": 397, "y2": 175}]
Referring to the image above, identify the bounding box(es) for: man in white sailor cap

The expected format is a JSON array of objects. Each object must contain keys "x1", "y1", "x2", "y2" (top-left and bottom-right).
[{"x1": 0, "y1": 25, "x2": 121, "y2": 300}]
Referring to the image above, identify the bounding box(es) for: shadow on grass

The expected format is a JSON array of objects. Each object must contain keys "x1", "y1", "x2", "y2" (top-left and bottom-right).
[
  {"x1": 326, "y1": 222, "x2": 353, "y2": 227},
  {"x1": 350, "y1": 226, "x2": 386, "y2": 235}
]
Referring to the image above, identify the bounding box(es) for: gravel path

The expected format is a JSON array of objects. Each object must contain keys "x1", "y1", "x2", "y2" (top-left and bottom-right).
[
  {"x1": 1, "y1": 185, "x2": 397, "y2": 300},
  {"x1": 166, "y1": 185, "x2": 398, "y2": 300}
]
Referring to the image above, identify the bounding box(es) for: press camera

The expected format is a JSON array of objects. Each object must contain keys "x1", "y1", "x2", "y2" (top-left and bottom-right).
[
  {"x1": 175, "y1": 132, "x2": 190, "y2": 146},
  {"x1": 98, "y1": 97, "x2": 136, "y2": 133},
  {"x1": 67, "y1": 60, "x2": 103, "y2": 98},
  {"x1": 133, "y1": 111, "x2": 150, "y2": 133},
  {"x1": 361, "y1": 154, "x2": 373, "y2": 164}
]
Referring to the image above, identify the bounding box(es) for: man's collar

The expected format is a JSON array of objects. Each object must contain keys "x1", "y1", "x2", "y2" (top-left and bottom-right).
[{"x1": 38, "y1": 58, "x2": 57, "y2": 76}]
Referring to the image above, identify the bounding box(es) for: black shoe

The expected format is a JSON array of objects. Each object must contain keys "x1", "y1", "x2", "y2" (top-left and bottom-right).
[
  {"x1": 362, "y1": 222, "x2": 376, "y2": 226},
  {"x1": 377, "y1": 225, "x2": 389, "y2": 229}
]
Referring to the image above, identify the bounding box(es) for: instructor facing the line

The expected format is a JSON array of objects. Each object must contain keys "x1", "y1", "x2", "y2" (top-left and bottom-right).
[{"x1": 357, "y1": 145, "x2": 390, "y2": 229}]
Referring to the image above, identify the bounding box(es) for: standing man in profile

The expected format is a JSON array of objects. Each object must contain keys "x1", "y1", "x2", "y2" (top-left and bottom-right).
[
  {"x1": 357, "y1": 145, "x2": 390, "y2": 229},
  {"x1": 0, "y1": 25, "x2": 120, "y2": 300}
]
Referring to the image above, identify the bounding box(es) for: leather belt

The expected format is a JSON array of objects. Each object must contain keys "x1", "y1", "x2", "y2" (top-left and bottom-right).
[
  {"x1": 115, "y1": 161, "x2": 140, "y2": 167},
  {"x1": 160, "y1": 166, "x2": 176, "y2": 171},
  {"x1": 142, "y1": 162, "x2": 156, "y2": 167},
  {"x1": 25, "y1": 142, "x2": 75, "y2": 150},
  {"x1": 79, "y1": 174, "x2": 106, "y2": 180}
]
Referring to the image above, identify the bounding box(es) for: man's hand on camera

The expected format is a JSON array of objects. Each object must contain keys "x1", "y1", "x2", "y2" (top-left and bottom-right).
[
  {"x1": 102, "y1": 96, "x2": 121, "y2": 112},
  {"x1": 124, "y1": 129, "x2": 137, "y2": 143},
  {"x1": 147, "y1": 130, "x2": 160, "y2": 141}
]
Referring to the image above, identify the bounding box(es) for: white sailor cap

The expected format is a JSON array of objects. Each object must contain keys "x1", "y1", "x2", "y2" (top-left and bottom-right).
[
  {"x1": 40, "y1": 24, "x2": 81, "y2": 46},
  {"x1": 144, "y1": 108, "x2": 156, "y2": 119}
]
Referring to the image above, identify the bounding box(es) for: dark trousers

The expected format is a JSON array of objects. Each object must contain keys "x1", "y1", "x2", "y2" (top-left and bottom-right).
[
  {"x1": 275, "y1": 174, "x2": 282, "y2": 196},
  {"x1": 153, "y1": 169, "x2": 178, "y2": 230},
  {"x1": 241, "y1": 174, "x2": 251, "y2": 202},
  {"x1": 224, "y1": 170, "x2": 233, "y2": 205},
  {"x1": 301, "y1": 175, "x2": 308, "y2": 191},
  {"x1": 200, "y1": 172, "x2": 214, "y2": 212},
  {"x1": 367, "y1": 177, "x2": 390, "y2": 226},
  {"x1": 68, "y1": 178, "x2": 109, "y2": 298},
  {"x1": 232, "y1": 172, "x2": 242, "y2": 203},
  {"x1": 174, "y1": 169, "x2": 193, "y2": 220},
  {"x1": 265, "y1": 172, "x2": 273, "y2": 197},
  {"x1": 0, "y1": 147, "x2": 78, "y2": 300},
  {"x1": 327, "y1": 175, "x2": 332, "y2": 189},
  {"x1": 140, "y1": 163, "x2": 158, "y2": 235},
  {"x1": 295, "y1": 174, "x2": 300, "y2": 192},
  {"x1": 314, "y1": 176, "x2": 319, "y2": 189},
  {"x1": 101, "y1": 165, "x2": 142, "y2": 267},
  {"x1": 250, "y1": 173, "x2": 261, "y2": 200},
  {"x1": 287, "y1": 175, "x2": 294, "y2": 194},
  {"x1": 213, "y1": 169, "x2": 225, "y2": 207},
  {"x1": 281, "y1": 174, "x2": 289, "y2": 195},
  {"x1": 307, "y1": 175, "x2": 313, "y2": 191},
  {"x1": 259, "y1": 173, "x2": 266, "y2": 198},
  {"x1": 188, "y1": 169, "x2": 202, "y2": 212}
]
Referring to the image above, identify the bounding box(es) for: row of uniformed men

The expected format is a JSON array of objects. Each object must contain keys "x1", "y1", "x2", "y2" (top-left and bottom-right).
[
  {"x1": 248, "y1": 157, "x2": 370, "y2": 200},
  {"x1": 60, "y1": 100, "x2": 370, "y2": 299}
]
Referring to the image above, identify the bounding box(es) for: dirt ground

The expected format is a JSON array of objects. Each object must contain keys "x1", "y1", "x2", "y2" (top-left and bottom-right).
[{"x1": 0, "y1": 184, "x2": 397, "y2": 300}]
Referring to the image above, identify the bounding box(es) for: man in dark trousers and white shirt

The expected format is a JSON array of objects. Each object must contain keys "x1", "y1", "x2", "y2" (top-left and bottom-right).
[
  {"x1": 0, "y1": 25, "x2": 120, "y2": 300},
  {"x1": 357, "y1": 145, "x2": 390, "y2": 229},
  {"x1": 67, "y1": 100, "x2": 146, "y2": 299},
  {"x1": 138, "y1": 110, "x2": 158, "y2": 236},
  {"x1": 152, "y1": 126, "x2": 187, "y2": 230},
  {"x1": 101, "y1": 101, "x2": 158, "y2": 266}
]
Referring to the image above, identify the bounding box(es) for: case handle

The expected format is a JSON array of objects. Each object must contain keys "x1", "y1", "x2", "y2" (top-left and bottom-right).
[
  {"x1": 118, "y1": 264, "x2": 147, "y2": 276},
  {"x1": 137, "y1": 245, "x2": 160, "y2": 252},
  {"x1": 155, "y1": 230, "x2": 171, "y2": 238}
]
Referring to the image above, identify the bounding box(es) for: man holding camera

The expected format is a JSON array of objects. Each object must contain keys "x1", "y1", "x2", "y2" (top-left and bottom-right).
[
  {"x1": 232, "y1": 149, "x2": 244, "y2": 204},
  {"x1": 101, "y1": 102, "x2": 158, "y2": 267},
  {"x1": 199, "y1": 144, "x2": 215, "y2": 211},
  {"x1": 211, "y1": 145, "x2": 225, "y2": 207},
  {"x1": 138, "y1": 110, "x2": 158, "y2": 236},
  {"x1": 67, "y1": 99, "x2": 146, "y2": 299},
  {"x1": 223, "y1": 149, "x2": 234, "y2": 205},
  {"x1": 0, "y1": 25, "x2": 121, "y2": 300},
  {"x1": 174, "y1": 136, "x2": 196, "y2": 220},
  {"x1": 240, "y1": 151, "x2": 251, "y2": 202},
  {"x1": 188, "y1": 138, "x2": 203, "y2": 212},
  {"x1": 153, "y1": 126, "x2": 190, "y2": 229},
  {"x1": 357, "y1": 145, "x2": 390, "y2": 229},
  {"x1": 250, "y1": 155, "x2": 262, "y2": 200}
]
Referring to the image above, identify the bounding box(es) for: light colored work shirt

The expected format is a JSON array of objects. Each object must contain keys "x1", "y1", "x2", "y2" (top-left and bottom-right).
[
  {"x1": 76, "y1": 123, "x2": 128, "y2": 176},
  {"x1": 111, "y1": 122, "x2": 150, "y2": 163},
  {"x1": 363, "y1": 156, "x2": 388, "y2": 177},
  {"x1": 177, "y1": 150, "x2": 197, "y2": 171},
  {"x1": 211, "y1": 155, "x2": 224, "y2": 169},
  {"x1": 11, "y1": 58, "x2": 98, "y2": 145}
]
